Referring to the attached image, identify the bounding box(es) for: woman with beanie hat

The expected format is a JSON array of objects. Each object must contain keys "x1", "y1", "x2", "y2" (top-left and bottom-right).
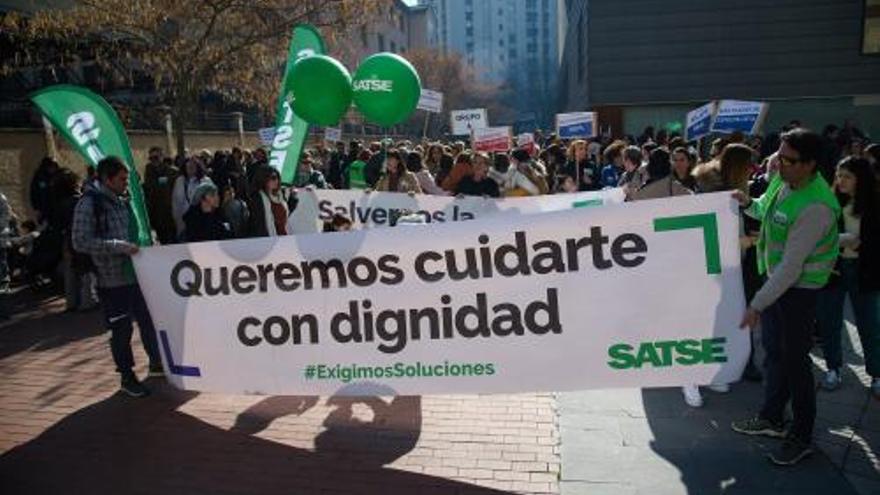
[{"x1": 183, "y1": 182, "x2": 232, "y2": 242}]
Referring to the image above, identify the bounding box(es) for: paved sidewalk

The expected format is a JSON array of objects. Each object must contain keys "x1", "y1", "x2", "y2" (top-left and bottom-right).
[
  {"x1": 558, "y1": 321, "x2": 880, "y2": 495},
  {"x1": 0, "y1": 293, "x2": 560, "y2": 495}
]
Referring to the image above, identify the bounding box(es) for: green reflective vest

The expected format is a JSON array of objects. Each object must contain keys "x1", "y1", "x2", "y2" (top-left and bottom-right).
[
  {"x1": 753, "y1": 173, "x2": 840, "y2": 286},
  {"x1": 348, "y1": 160, "x2": 367, "y2": 189}
]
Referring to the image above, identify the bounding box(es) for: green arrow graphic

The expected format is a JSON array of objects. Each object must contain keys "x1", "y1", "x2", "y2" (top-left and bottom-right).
[{"x1": 653, "y1": 213, "x2": 721, "y2": 275}]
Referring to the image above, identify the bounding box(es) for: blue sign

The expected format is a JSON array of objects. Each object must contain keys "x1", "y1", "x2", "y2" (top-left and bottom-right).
[
  {"x1": 557, "y1": 112, "x2": 596, "y2": 139},
  {"x1": 710, "y1": 100, "x2": 766, "y2": 135},
  {"x1": 685, "y1": 102, "x2": 715, "y2": 141}
]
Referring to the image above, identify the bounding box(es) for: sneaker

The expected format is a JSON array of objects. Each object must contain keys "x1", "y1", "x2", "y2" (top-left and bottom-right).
[
  {"x1": 682, "y1": 384, "x2": 703, "y2": 408},
  {"x1": 768, "y1": 438, "x2": 814, "y2": 466},
  {"x1": 731, "y1": 416, "x2": 786, "y2": 438},
  {"x1": 821, "y1": 369, "x2": 841, "y2": 391},
  {"x1": 708, "y1": 383, "x2": 730, "y2": 393},
  {"x1": 147, "y1": 363, "x2": 165, "y2": 379},
  {"x1": 872, "y1": 378, "x2": 880, "y2": 399},
  {"x1": 120, "y1": 374, "x2": 150, "y2": 398}
]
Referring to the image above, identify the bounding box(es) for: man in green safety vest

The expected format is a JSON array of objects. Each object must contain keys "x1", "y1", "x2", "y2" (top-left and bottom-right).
[{"x1": 730, "y1": 128, "x2": 840, "y2": 466}]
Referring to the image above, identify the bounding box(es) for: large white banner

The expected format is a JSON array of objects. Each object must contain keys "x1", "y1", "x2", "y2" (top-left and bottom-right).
[
  {"x1": 288, "y1": 188, "x2": 626, "y2": 234},
  {"x1": 135, "y1": 192, "x2": 748, "y2": 396}
]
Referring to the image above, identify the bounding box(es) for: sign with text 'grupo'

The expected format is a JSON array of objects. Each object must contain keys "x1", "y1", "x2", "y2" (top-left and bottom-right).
[{"x1": 450, "y1": 108, "x2": 487, "y2": 135}]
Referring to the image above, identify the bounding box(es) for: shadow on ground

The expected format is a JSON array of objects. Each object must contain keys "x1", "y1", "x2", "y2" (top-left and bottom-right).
[{"x1": 0, "y1": 383, "x2": 509, "y2": 495}]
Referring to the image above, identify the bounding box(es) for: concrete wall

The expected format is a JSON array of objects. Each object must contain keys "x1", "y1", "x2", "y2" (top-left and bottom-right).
[
  {"x1": 560, "y1": 0, "x2": 880, "y2": 117},
  {"x1": 0, "y1": 129, "x2": 261, "y2": 221},
  {"x1": 585, "y1": 0, "x2": 880, "y2": 105}
]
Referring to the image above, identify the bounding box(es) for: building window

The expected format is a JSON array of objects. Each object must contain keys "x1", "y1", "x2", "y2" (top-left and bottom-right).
[
  {"x1": 499, "y1": 38, "x2": 505, "y2": 47},
  {"x1": 865, "y1": 0, "x2": 880, "y2": 54},
  {"x1": 378, "y1": 33, "x2": 385, "y2": 52},
  {"x1": 465, "y1": 12, "x2": 473, "y2": 21},
  {"x1": 527, "y1": 0, "x2": 537, "y2": 10},
  {"x1": 465, "y1": 0, "x2": 472, "y2": 5},
  {"x1": 509, "y1": 48, "x2": 517, "y2": 59},
  {"x1": 527, "y1": 43, "x2": 537, "y2": 53},
  {"x1": 390, "y1": 41, "x2": 396, "y2": 53},
  {"x1": 499, "y1": 23, "x2": 504, "y2": 31},
  {"x1": 360, "y1": 26, "x2": 368, "y2": 47},
  {"x1": 466, "y1": 42, "x2": 474, "y2": 53},
  {"x1": 466, "y1": 27, "x2": 474, "y2": 37}
]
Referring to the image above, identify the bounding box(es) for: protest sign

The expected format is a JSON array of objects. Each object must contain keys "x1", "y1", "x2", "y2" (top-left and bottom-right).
[
  {"x1": 258, "y1": 127, "x2": 277, "y2": 146},
  {"x1": 134, "y1": 192, "x2": 748, "y2": 395},
  {"x1": 288, "y1": 188, "x2": 625, "y2": 233},
  {"x1": 710, "y1": 100, "x2": 768, "y2": 135},
  {"x1": 450, "y1": 108, "x2": 487, "y2": 135},
  {"x1": 517, "y1": 133, "x2": 536, "y2": 154},
  {"x1": 686, "y1": 102, "x2": 716, "y2": 141},
  {"x1": 472, "y1": 126, "x2": 511, "y2": 153},
  {"x1": 556, "y1": 112, "x2": 597, "y2": 139},
  {"x1": 417, "y1": 89, "x2": 444, "y2": 113},
  {"x1": 324, "y1": 127, "x2": 342, "y2": 142}
]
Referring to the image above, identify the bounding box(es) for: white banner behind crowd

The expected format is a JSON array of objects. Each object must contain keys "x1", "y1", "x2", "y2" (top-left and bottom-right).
[
  {"x1": 288, "y1": 188, "x2": 626, "y2": 233},
  {"x1": 134, "y1": 192, "x2": 748, "y2": 396}
]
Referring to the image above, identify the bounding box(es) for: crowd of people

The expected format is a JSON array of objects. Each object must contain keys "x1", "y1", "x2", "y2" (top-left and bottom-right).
[{"x1": 0, "y1": 118, "x2": 877, "y2": 466}]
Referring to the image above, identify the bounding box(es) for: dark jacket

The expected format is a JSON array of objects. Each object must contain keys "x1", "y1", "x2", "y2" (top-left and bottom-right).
[
  {"x1": 364, "y1": 151, "x2": 386, "y2": 188},
  {"x1": 143, "y1": 161, "x2": 179, "y2": 244},
  {"x1": 30, "y1": 167, "x2": 56, "y2": 218},
  {"x1": 455, "y1": 176, "x2": 500, "y2": 197},
  {"x1": 559, "y1": 160, "x2": 601, "y2": 191},
  {"x1": 855, "y1": 201, "x2": 880, "y2": 292},
  {"x1": 183, "y1": 205, "x2": 232, "y2": 243}
]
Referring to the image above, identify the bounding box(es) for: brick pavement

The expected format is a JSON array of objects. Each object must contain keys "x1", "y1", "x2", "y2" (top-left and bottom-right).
[{"x1": 0, "y1": 293, "x2": 561, "y2": 495}]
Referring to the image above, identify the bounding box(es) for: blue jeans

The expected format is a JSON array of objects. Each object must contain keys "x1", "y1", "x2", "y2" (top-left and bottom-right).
[
  {"x1": 98, "y1": 284, "x2": 161, "y2": 376},
  {"x1": 817, "y1": 258, "x2": 880, "y2": 378},
  {"x1": 760, "y1": 288, "x2": 817, "y2": 443}
]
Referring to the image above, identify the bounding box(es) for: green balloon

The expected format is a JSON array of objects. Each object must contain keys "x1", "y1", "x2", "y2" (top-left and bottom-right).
[
  {"x1": 352, "y1": 52, "x2": 421, "y2": 126},
  {"x1": 288, "y1": 55, "x2": 352, "y2": 126}
]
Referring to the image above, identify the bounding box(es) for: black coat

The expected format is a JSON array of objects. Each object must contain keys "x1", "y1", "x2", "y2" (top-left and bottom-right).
[
  {"x1": 183, "y1": 206, "x2": 232, "y2": 243},
  {"x1": 856, "y1": 202, "x2": 880, "y2": 292}
]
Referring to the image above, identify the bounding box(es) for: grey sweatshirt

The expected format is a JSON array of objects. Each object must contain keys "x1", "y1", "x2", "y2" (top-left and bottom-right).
[{"x1": 746, "y1": 183, "x2": 835, "y2": 311}]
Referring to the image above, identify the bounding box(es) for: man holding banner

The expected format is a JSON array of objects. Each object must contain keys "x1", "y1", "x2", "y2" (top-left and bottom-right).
[
  {"x1": 73, "y1": 157, "x2": 163, "y2": 398},
  {"x1": 731, "y1": 128, "x2": 840, "y2": 466}
]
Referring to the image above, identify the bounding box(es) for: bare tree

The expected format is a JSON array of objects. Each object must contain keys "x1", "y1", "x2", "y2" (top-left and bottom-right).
[
  {"x1": 3, "y1": 0, "x2": 381, "y2": 155},
  {"x1": 403, "y1": 47, "x2": 515, "y2": 137}
]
